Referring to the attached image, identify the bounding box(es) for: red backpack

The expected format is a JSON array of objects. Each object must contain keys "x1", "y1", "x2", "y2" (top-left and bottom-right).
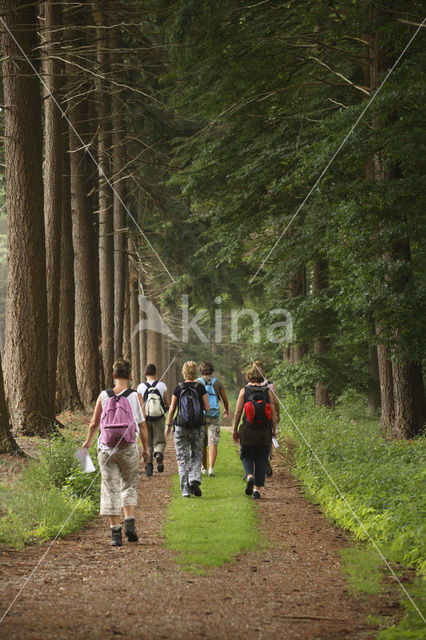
[{"x1": 243, "y1": 385, "x2": 272, "y2": 428}]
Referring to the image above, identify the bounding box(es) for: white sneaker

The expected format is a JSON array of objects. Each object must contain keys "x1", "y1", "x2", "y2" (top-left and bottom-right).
[
  {"x1": 208, "y1": 468, "x2": 215, "y2": 477},
  {"x1": 201, "y1": 467, "x2": 207, "y2": 475}
]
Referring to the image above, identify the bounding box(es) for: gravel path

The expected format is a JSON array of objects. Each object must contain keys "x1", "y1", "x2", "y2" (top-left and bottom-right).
[{"x1": 0, "y1": 434, "x2": 390, "y2": 639}]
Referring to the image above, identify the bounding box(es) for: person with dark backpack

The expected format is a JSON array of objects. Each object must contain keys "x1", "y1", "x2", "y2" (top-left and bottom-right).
[
  {"x1": 165, "y1": 361, "x2": 210, "y2": 497},
  {"x1": 232, "y1": 364, "x2": 277, "y2": 499},
  {"x1": 137, "y1": 363, "x2": 170, "y2": 477}
]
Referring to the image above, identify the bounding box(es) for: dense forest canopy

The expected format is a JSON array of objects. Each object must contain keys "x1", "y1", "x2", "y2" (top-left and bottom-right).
[{"x1": 0, "y1": 0, "x2": 425, "y2": 451}]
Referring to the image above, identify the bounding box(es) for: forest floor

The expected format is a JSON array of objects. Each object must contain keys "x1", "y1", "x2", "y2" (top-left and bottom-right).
[{"x1": 0, "y1": 425, "x2": 404, "y2": 640}]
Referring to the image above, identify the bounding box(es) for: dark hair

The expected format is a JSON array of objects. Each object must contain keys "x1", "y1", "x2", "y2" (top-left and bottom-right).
[
  {"x1": 113, "y1": 359, "x2": 131, "y2": 379},
  {"x1": 199, "y1": 360, "x2": 214, "y2": 376},
  {"x1": 145, "y1": 363, "x2": 157, "y2": 376}
]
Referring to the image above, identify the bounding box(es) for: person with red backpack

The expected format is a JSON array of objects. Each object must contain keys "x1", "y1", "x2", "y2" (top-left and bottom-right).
[
  {"x1": 82, "y1": 359, "x2": 149, "y2": 546},
  {"x1": 165, "y1": 361, "x2": 210, "y2": 497},
  {"x1": 232, "y1": 364, "x2": 277, "y2": 499}
]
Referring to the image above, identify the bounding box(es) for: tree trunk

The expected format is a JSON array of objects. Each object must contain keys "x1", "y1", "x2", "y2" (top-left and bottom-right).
[
  {"x1": 0, "y1": 352, "x2": 22, "y2": 454},
  {"x1": 376, "y1": 334, "x2": 394, "y2": 432},
  {"x1": 123, "y1": 259, "x2": 131, "y2": 363},
  {"x1": 146, "y1": 326, "x2": 163, "y2": 373},
  {"x1": 312, "y1": 258, "x2": 333, "y2": 407},
  {"x1": 43, "y1": 0, "x2": 63, "y2": 415},
  {"x1": 56, "y1": 134, "x2": 82, "y2": 413},
  {"x1": 111, "y1": 29, "x2": 127, "y2": 359},
  {"x1": 1, "y1": 0, "x2": 55, "y2": 435},
  {"x1": 391, "y1": 362, "x2": 426, "y2": 438},
  {"x1": 68, "y1": 95, "x2": 100, "y2": 408},
  {"x1": 367, "y1": 343, "x2": 380, "y2": 418},
  {"x1": 288, "y1": 265, "x2": 307, "y2": 363},
  {"x1": 138, "y1": 283, "x2": 147, "y2": 380},
  {"x1": 95, "y1": 12, "x2": 114, "y2": 388},
  {"x1": 130, "y1": 275, "x2": 140, "y2": 387}
]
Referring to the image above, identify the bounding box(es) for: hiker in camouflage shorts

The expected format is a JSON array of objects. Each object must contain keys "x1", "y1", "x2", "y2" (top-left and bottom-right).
[{"x1": 165, "y1": 361, "x2": 210, "y2": 497}]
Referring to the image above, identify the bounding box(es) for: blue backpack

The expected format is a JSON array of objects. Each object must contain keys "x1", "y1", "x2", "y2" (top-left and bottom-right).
[
  {"x1": 175, "y1": 382, "x2": 205, "y2": 429},
  {"x1": 197, "y1": 377, "x2": 220, "y2": 418}
]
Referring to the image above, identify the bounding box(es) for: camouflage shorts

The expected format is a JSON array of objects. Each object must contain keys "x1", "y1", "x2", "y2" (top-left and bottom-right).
[
  {"x1": 98, "y1": 444, "x2": 139, "y2": 515},
  {"x1": 203, "y1": 416, "x2": 221, "y2": 446}
]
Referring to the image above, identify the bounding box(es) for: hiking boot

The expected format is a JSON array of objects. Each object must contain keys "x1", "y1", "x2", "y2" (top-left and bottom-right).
[
  {"x1": 266, "y1": 460, "x2": 273, "y2": 477},
  {"x1": 245, "y1": 476, "x2": 254, "y2": 496},
  {"x1": 124, "y1": 517, "x2": 139, "y2": 542},
  {"x1": 208, "y1": 468, "x2": 215, "y2": 477},
  {"x1": 145, "y1": 462, "x2": 153, "y2": 477},
  {"x1": 253, "y1": 490, "x2": 261, "y2": 500},
  {"x1": 154, "y1": 452, "x2": 164, "y2": 473},
  {"x1": 189, "y1": 481, "x2": 202, "y2": 497},
  {"x1": 111, "y1": 526, "x2": 123, "y2": 547}
]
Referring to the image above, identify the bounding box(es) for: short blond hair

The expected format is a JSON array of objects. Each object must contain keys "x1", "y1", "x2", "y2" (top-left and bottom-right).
[
  {"x1": 246, "y1": 365, "x2": 264, "y2": 383},
  {"x1": 182, "y1": 360, "x2": 197, "y2": 380}
]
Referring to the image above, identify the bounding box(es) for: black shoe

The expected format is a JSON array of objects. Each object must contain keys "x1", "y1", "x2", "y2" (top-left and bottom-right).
[
  {"x1": 145, "y1": 462, "x2": 153, "y2": 477},
  {"x1": 111, "y1": 526, "x2": 123, "y2": 547},
  {"x1": 266, "y1": 460, "x2": 273, "y2": 477},
  {"x1": 189, "y1": 481, "x2": 202, "y2": 497},
  {"x1": 253, "y1": 490, "x2": 261, "y2": 500},
  {"x1": 124, "y1": 517, "x2": 138, "y2": 542},
  {"x1": 154, "y1": 452, "x2": 164, "y2": 473},
  {"x1": 245, "y1": 476, "x2": 254, "y2": 495}
]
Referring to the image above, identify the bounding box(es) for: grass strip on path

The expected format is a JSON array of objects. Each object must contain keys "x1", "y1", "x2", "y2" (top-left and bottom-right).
[{"x1": 164, "y1": 429, "x2": 260, "y2": 572}]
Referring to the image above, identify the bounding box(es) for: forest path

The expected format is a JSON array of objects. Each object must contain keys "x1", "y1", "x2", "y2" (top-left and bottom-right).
[{"x1": 0, "y1": 433, "x2": 383, "y2": 639}]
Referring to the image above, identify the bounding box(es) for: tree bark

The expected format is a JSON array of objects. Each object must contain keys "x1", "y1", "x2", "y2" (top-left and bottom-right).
[
  {"x1": 56, "y1": 133, "x2": 82, "y2": 413},
  {"x1": 123, "y1": 258, "x2": 131, "y2": 363},
  {"x1": 1, "y1": 0, "x2": 55, "y2": 435},
  {"x1": 312, "y1": 258, "x2": 333, "y2": 407},
  {"x1": 391, "y1": 362, "x2": 426, "y2": 438},
  {"x1": 376, "y1": 333, "x2": 394, "y2": 432},
  {"x1": 130, "y1": 275, "x2": 140, "y2": 387},
  {"x1": 367, "y1": 343, "x2": 380, "y2": 418},
  {"x1": 288, "y1": 265, "x2": 307, "y2": 363},
  {"x1": 43, "y1": 0, "x2": 63, "y2": 415},
  {"x1": 95, "y1": 10, "x2": 114, "y2": 388},
  {"x1": 68, "y1": 94, "x2": 100, "y2": 408},
  {"x1": 0, "y1": 352, "x2": 22, "y2": 454}
]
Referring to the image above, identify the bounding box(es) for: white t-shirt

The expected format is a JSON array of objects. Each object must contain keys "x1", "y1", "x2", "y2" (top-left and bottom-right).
[
  {"x1": 98, "y1": 388, "x2": 144, "y2": 452},
  {"x1": 137, "y1": 380, "x2": 167, "y2": 401}
]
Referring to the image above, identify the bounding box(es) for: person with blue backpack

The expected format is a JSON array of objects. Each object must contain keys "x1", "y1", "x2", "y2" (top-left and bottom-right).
[
  {"x1": 197, "y1": 360, "x2": 229, "y2": 477},
  {"x1": 165, "y1": 361, "x2": 210, "y2": 497},
  {"x1": 82, "y1": 359, "x2": 149, "y2": 546}
]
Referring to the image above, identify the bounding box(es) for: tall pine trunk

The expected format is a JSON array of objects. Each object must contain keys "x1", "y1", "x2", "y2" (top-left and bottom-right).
[
  {"x1": 130, "y1": 275, "x2": 140, "y2": 386},
  {"x1": 312, "y1": 257, "x2": 332, "y2": 407},
  {"x1": 1, "y1": 0, "x2": 55, "y2": 435},
  {"x1": 43, "y1": 0, "x2": 63, "y2": 414},
  {"x1": 95, "y1": 10, "x2": 114, "y2": 388},
  {"x1": 0, "y1": 353, "x2": 22, "y2": 454}
]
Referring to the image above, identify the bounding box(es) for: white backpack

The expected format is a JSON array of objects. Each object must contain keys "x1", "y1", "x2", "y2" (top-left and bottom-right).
[{"x1": 143, "y1": 381, "x2": 165, "y2": 420}]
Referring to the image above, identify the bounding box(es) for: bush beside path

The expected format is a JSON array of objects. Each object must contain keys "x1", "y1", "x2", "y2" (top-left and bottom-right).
[{"x1": 0, "y1": 429, "x2": 405, "y2": 639}]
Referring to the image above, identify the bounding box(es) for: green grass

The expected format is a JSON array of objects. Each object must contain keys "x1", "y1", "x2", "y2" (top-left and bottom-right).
[
  {"x1": 164, "y1": 429, "x2": 261, "y2": 572},
  {"x1": 0, "y1": 426, "x2": 100, "y2": 547},
  {"x1": 340, "y1": 547, "x2": 384, "y2": 595}
]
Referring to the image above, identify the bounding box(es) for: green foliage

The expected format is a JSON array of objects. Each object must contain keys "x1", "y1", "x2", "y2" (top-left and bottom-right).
[
  {"x1": 340, "y1": 547, "x2": 384, "y2": 595},
  {"x1": 0, "y1": 431, "x2": 100, "y2": 547},
  {"x1": 278, "y1": 391, "x2": 426, "y2": 574},
  {"x1": 164, "y1": 430, "x2": 260, "y2": 571},
  {"x1": 378, "y1": 578, "x2": 426, "y2": 640}
]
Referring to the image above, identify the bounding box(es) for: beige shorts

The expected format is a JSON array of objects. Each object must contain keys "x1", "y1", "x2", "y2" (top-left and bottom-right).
[
  {"x1": 98, "y1": 444, "x2": 139, "y2": 516},
  {"x1": 203, "y1": 416, "x2": 221, "y2": 446}
]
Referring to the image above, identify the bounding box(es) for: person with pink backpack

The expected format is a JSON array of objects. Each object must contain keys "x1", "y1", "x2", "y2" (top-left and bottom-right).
[{"x1": 82, "y1": 359, "x2": 149, "y2": 546}]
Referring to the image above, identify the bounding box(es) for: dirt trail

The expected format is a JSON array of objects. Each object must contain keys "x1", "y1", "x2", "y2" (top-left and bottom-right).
[{"x1": 0, "y1": 436, "x2": 382, "y2": 639}]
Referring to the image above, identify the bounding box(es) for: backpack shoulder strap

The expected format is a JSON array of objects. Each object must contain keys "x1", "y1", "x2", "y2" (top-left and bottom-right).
[
  {"x1": 152, "y1": 380, "x2": 158, "y2": 388},
  {"x1": 106, "y1": 389, "x2": 115, "y2": 398},
  {"x1": 211, "y1": 377, "x2": 217, "y2": 385},
  {"x1": 121, "y1": 388, "x2": 134, "y2": 398}
]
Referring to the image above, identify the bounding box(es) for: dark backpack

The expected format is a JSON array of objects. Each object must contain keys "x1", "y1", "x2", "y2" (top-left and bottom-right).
[
  {"x1": 175, "y1": 382, "x2": 205, "y2": 429},
  {"x1": 243, "y1": 385, "x2": 272, "y2": 429}
]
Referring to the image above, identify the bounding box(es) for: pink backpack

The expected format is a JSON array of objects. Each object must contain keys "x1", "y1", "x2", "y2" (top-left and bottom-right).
[{"x1": 100, "y1": 389, "x2": 137, "y2": 448}]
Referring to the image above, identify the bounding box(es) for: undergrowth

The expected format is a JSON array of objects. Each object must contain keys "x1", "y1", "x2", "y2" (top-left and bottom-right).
[{"x1": 0, "y1": 427, "x2": 100, "y2": 547}]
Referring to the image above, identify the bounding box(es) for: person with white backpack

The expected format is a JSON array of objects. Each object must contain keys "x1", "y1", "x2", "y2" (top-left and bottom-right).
[
  {"x1": 137, "y1": 363, "x2": 170, "y2": 477},
  {"x1": 197, "y1": 361, "x2": 229, "y2": 477},
  {"x1": 82, "y1": 359, "x2": 148, "y2": 547}
]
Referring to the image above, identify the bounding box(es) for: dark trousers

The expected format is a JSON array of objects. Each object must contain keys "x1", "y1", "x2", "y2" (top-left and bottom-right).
[{"x1": 240, "y1": 444, "x2": 270, "y2": 487}]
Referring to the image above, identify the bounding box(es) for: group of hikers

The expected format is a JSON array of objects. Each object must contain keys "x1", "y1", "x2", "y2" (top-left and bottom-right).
[{"x1": 82, "y1": 358, "x2": 279, "y2": 546}]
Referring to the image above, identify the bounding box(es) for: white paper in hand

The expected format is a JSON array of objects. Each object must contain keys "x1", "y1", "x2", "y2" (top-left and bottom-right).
[
  {"x1": 272, "y1": 436, "x2": 279, "y2": 449},
  {"x1": 76, "y1": 448, "x2": 96, "y2": 473}
]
